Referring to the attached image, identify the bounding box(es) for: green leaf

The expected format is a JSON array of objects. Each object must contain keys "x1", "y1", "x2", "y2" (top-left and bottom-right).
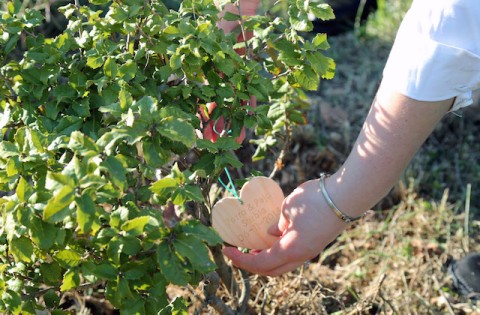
[
  {"x1": 192, "y1": 152, "x2": 215, "y2": 174},
  {"x1": 288, "y1": 5, "x2": 312, "y2": 32},
  {"x1": 311, "y1": 33, "x2": 330, "y2": 50},
  {"x1": 104, "y1": 57, "x2": 118, "y2": 78},
  {"x1": 6, "y1": 156, "x2": 20, "y2": 177},
  {"x1": 106, "y1": 238, "x2": 122, "y2": 264},
  {"x1": 118, "y1": 60, "x2": 137, "y2": 81},
  {"x1": 40, "y1": 262, "x2": 63, "y2": 285},
  {"x1": 121, "y1": 236, "x2": 142, "y2": 256},
  {"x1": 101, "y1": 156, "x2": 127, "y2": 191},
  {"x1": 215, "y1": 58, "x2": 235, "y2": 77},
  {"x1": 76, "y1": 194, "x2": 100, "y2": 235},
  {"x1": 87, "y1": 55, "x2": 104, "y2": 69},
  {"x1": 43, "y1": 186, "x2": 75, "y2": 223},
  {"x1": 174, "y1": 234, "x2": 216, "y2": 273},
  {"x1": 214, "y1": 152, "x2": 243, "y2": 170},
  {"x1": 121, "y1": 216, "x2": 150, "y2": 236},
  {"x1": 171, "y1": 184, "x2": 204, "y2": 205},
  {"x1": 158, "y1": 117, "x2": 196, "y2": 148},
  {"x1": 109, "y1": 206, "x2": 129, "y2": 229},
  {"x1": 43, "y1": 289, "x2": 60, "y2": 309},
  {"x1": 122, "y1": 299, "x2": 145, "y2": 314},
  {"x1": 16, "y1": 177, "x2": 33, "y2": 203},
  {"x1": 111, "y1": 5, "x2": 129, "y2": 22},
  {"x1": 150, "y1": 177, "x2": 177, "y2": 196},
  {"x1": 307, "y1": 53, "x2": 335, "y2": 79},
  {"x1": 159, "y1": 297, "x2": 188, "y2": 315},
  {"x1": 293, "y1": 66, "x2": 320, "y2": 90},
  {"x1": 0, "y1": 141, "x2": 19, "y2": 158},
  {"x1": 68, "y1": 131, "x2": 99, "y2": 155},
  {"x1": 223, "y1": 11, "x2": 240, "y2": 21},
  {"x1": 119, "y1": 88, "x2": 133, "y2": 111},
  {"x1": 4, "y1": 34, "x2": 20, "y2": 55},
  {"x1": 54, "y1": 116, "x2": 83, "y2": 136},
  {"x1": 7, "y1": 1, "x2": 16, "y2": 15},
  {"x1": 142, "y1": 139, "x2": 170, "y2": 168},
  {"x1": 55, "y1": 249, "x2": 82, "y2": 268},
  {"x1": 309, "y1": 3, "x2": 335, "y2": 21},
  {"x1": 60, "y1": 269, "x2": 80, "y2": 291},
  {"x1": 122, "y1": 260, "x2": 148, "y2": 280},
  {"x1": 179, "y1": 220, "x2": 222, "y2": 246},
  {"x1": 2, "y1": 290, "x2": 22, "y2": 315},
  {"x1": 109, "y1": 278, "x2": 135, "y2": 308},
  {"x1": 10, "y1": 237, "x2": 34, "y2": 263},
  {"x1": 46, "y1": 172, "x2": 75, "y2": 190},
  {"x1": 197, "y1": 137, "x2": 241, "y2": 153},
  {"x1": 169, "y1": 53, "x2": 182, "y2": 70},
  {"x1": 96, "y1": 128, "x2": 130, "y2": 155},
  {"x1": 69, "y1": 70, "x2": 87, "y2": 89},
  {"x1": 195, "y1": 139, "x2": 219, "y2": 153},
  {"x1": 53, "y1": 85, "x2": 77, "y2": 103},
  {"x1": 90, "y1": 0, "x2": 110, "y2": 4},
  {"x1": 30, "y1": 218, "x2": 57, "y2": 250},
  {"x1": 157, "y1": 242, "x2": 189, "y2": 286},
  {"x1": 83, "y1": 262, "x2": 117, "y2": 281}
]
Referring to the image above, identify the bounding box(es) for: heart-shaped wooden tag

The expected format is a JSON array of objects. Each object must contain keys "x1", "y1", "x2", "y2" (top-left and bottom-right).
[{"x1": 212, "y1": 176, "x2": 284, "y2": 250}]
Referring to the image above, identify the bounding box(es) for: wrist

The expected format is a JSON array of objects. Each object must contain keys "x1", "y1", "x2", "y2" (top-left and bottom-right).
[{"x1": 319, "y1": 173, "x2": 371, "y2": 223}]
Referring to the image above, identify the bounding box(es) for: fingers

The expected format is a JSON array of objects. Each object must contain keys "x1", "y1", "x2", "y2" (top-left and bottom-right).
[
  {"x1": 262, "y1": 261, "x2": 305, "y2": 277},
  {"x1": 223, "y1": 227, "x2": 308, "y2": 275},
  {"x1": 222, "y1": 248, "x2": 305, "y2": 277}
]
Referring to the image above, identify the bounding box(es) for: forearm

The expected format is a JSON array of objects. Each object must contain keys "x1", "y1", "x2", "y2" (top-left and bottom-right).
[{"x1": 326, "y1": 86, "x2": 453, "y2": 217}]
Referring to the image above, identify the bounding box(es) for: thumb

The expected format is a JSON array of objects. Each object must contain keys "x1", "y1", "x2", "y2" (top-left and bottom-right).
[{"x1": 267, "y1": 212, "x2": 289, "y2": 237}]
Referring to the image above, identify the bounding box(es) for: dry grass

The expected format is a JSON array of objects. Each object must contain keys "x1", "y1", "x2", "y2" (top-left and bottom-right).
[
  {"x1": 242, "y1": 187, "x2": 480, "y2": 314},
  {"x1": 179, "y1": 184, "x2": 479, "y2": 314}
]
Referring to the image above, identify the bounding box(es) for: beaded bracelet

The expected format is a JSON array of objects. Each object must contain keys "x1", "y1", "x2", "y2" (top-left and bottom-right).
[{"x1": 319, "y1": 173, "x2": 368, "y2": 223}]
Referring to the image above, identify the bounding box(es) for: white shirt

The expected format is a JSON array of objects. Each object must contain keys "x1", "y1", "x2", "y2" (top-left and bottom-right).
[{"x1": 382, "y1": 0, "x2": 480, "y2": 111}]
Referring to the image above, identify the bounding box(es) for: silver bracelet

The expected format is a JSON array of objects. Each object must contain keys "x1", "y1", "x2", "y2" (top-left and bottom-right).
[{"x1": 319, "y1": 173, "x2": 368, "y2": 223}]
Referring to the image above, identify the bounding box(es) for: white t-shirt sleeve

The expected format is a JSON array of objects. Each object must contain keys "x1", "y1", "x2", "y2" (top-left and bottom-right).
[{"x1": 381, "y1": 0, "x2": 480, "y2": 111}]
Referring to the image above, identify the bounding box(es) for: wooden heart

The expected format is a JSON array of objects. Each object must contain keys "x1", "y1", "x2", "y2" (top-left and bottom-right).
[{"x1": 212, "y1": 176, "x2": 284, "y2": 250}]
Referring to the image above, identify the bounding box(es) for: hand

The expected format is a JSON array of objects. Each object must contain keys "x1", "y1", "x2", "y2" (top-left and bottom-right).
[{"x1": 223, "y1": 179, "x2": 348, "y2": 276}]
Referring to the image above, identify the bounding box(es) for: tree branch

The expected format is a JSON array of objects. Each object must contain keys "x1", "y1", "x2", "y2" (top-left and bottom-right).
[{"x1": 203, "y1": 272, "x2": 235, "y2": 315}]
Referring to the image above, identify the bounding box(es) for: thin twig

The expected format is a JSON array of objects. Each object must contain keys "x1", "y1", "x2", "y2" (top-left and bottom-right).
[
  {"x1": 431, "y1": 274, "x2": 456, "y2": 315},
  {"x1": 0, "y1": 72, "x2": 18, "y2": 99},
  {"x1": 211, "y1": 245, "x2": 238, "y2": 296},
  {"x1": 193, "y1": 300, "x2": 208, "y2": 315},
  {"x1": 235, "y1": 0, "x2": 252, "y2": 61},
  {"x1": 237, "y1": 268, "x2": 251, "y2": 314},
  {"x1": 21, "y1": 282, "x2": 100, "y2": 300},
  {"x1": 203, "y1": 272, "x2": 235, "y2": 315},
  {"x1": 269, "y1": 131, "x2": 291, "y2": 179},
  {"x1": 463, "y1": 183, "x2": 471, "y2": 253}
]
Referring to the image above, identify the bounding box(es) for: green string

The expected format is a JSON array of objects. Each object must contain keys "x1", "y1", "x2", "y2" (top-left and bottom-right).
[
  {"x1": 218, "y1": 168, "x2": 243, "y2": 204},
  {"x1": 213, "y1": 119, "x2": 243, "y2": 204}
]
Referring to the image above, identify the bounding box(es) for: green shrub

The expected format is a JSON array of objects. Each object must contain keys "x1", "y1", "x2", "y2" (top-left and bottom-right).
[{"x1": 0, "y1": 0, "x2": 335, "y2": 313}]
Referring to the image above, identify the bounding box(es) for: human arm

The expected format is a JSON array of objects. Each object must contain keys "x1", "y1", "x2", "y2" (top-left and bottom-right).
[
  {"x1": 222, "y1": 85, "x2": 453, "y2": 276},
  {"x1": 200, "y1": 0, "x2": 260, "y2": 143},
  {"x1": 216, "y1": 0, "x2": 260, "y2": 34}
]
